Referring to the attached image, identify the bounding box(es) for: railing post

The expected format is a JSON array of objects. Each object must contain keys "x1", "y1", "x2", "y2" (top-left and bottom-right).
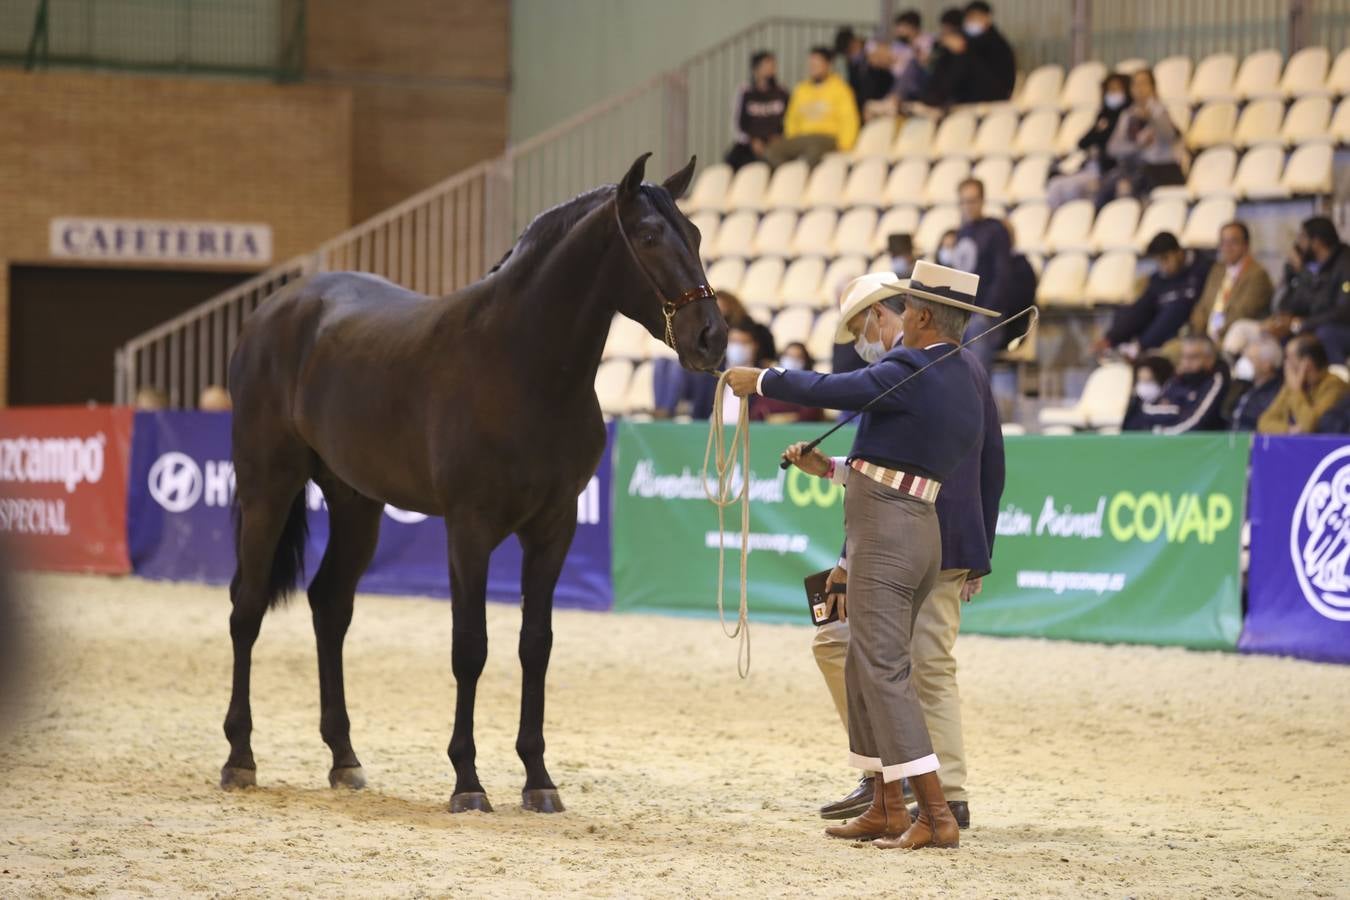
[
  {"x1": 1289, "y1": 0, "x2": 1311, "y2": 53},
  {"x1": 1070, "y1": 0, "x2": 1091, "y2": 67},
  {"x1": 662, "y1": 71, "x2": 690, "y2": 177},
  {"x1": 113, "y1": 349, "x2": 125, "y2": 406},
  {"x1": 484, "y1": 157, "x2": 515, "y2": 274}
]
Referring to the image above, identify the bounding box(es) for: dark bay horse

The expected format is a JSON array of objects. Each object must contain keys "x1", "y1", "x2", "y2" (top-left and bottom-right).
[{"x1": 221, "y1": 154, "x2": 726, "y2": 813}]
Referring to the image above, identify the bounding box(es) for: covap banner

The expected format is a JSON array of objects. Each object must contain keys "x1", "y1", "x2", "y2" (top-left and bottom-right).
[
  {"x1": 1242, "y1": 435, "x2": 1350, "y2": 663},
  {"x1": 127, "y1": 411, "x2": 614, "y2": 609}
]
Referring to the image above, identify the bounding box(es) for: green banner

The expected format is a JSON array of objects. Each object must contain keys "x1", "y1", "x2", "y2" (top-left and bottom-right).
[{"x1": 966, "y1": 433, "x2": 1249, "y2": 650}]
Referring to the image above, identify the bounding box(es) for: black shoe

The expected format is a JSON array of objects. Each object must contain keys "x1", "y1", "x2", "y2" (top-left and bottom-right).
[
  {"x1": 907, "y1": 800, "x2": 970, "y2": 829},
  {"x1": 819, "y1": 775, "x2": 874, "y2": 820}
]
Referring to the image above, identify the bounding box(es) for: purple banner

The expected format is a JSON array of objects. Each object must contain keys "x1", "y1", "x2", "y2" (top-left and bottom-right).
[
  {"x1": 127, "y1": 411, "x2": 613, "y2": 610},
  {"x1": 1242, "y1": 435, "x2": 1350, "y2": 664}
]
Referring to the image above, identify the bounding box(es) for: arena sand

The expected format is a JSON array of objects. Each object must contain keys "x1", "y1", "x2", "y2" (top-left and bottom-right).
[{"x1": 0, "y1": 574, "x2": 1347, "y2": 898}]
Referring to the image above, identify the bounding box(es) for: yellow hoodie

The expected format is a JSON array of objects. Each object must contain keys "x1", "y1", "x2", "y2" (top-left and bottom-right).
[{"x1": 784, "y1": 72, "x2": 859, "y2": 151}]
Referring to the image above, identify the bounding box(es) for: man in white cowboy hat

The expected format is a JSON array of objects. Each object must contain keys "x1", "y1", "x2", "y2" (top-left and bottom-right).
[{"x1": 726, "y1": 260, "x2": 997, "y2": 851}]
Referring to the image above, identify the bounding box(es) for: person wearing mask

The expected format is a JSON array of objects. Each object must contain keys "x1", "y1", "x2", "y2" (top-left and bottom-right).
[
  {"x1": 717, "y1": 325, "x2": 761, "y2": 424},
  {"x1": 652, "y1": 292, "x2": 773, "y2": 419},
  {"x1": 765, "y1": 46, "x2": 860, "y2": 168},
  {"x1": 1226, "y1": 336, "x2": 1284, "y2": 432},
  {"x1": 1258, "y1": 335, "x2": 1350, "y2": 434},
  {"x1": 1123, "y1": 336, "x2": 1228, "y2": 433},
  {"x1": 918, "y1": 8, "x2": 975, "y2": 109},
  {"x1": 725, "y1": 51, "x2": 789, "y2": 171},
  {"x1": 750, "y1": 342, "x2": 826, "y2": 423},
  {"x1": 1001, "y1": 220, "x2": 1039, "y2": 348},
  {"x1": 837, "y1": 27, "x2": 892, "y2": 114},
  {"x1": 961, "y1": 1, "x2": 1015, "y2": 101},
  {"x1": 890, "y1": 10, "x2": 935, "y2": 103},
  {"x1": 1123, "y1": 354, "x2": 1176, "y2": 414},
  {"x1": 1099, "y1": 68, "x2": 1185, "y2": 206},
  {"x1": 1266, "y1": 217, "x2": 1350, "y2": 363},
  {"x1": 951, "y1": 179, "x2": 1014, "y2": 371},
  {"x1": 1046, "y1": 73, "x2": 1131, "y2": 209},
  {"x1": 1094, "y1": 232, "x2": 1208, "y2": 358}
]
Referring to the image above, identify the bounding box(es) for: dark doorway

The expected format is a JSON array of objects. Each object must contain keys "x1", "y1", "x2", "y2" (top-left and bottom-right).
[{"x1": 7, "y1": 265, "x2": 252, "y2": 406}]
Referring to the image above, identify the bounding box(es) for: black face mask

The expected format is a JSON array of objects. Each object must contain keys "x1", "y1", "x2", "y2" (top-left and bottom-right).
[{"x1": 1178, "y1": 369, "x2": 1209, "y2": 387}]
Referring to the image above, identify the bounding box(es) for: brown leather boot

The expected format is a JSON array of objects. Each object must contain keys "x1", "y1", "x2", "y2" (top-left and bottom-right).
[
  {"x1": 873, "y1": 772, "x2": 959, "y2": 850},
  {"x1": 824, "y1": 775, "x2": 909, "y2": 840}
]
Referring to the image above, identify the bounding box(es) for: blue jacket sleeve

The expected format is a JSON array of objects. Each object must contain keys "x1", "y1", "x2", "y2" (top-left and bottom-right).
[
  {"x1": 987, "y1": 224, "x2": 1013, "y2": 316},
  {"x1": 1106, "y1": 280, "x2": 1159, "y2": 346},
  {"x1": 760, "y1": 355, "x2": 921, "y2": 412},
  {"x1": 979, "y1": 388, "x2": 1005, "y2": 566}
]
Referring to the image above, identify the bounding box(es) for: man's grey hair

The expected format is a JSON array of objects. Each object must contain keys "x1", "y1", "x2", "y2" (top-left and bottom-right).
[
  {"x1": 1249, "y1": 334, "x2": 1283, "y2": 369},
  {"x1": 900, "y1": 295, "x2": 970, "y2": 342}
]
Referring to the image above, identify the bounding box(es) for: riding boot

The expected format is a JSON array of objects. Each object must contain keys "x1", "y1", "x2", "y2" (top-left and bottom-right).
[
  {"x1": 874, "y1": 771, "x2": 959, "y2": 849},
  {"x1": 823, "y1": 775, "x2": 909, "y2": 840}
]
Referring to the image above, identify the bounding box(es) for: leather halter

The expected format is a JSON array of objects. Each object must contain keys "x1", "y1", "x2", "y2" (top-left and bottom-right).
[{"x1": 613, "y1": 194, "x2": 717, "y2": 350}]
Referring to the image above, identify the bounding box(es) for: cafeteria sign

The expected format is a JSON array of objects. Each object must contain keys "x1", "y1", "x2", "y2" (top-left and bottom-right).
[{"x1": 50, "y1": 217, "x2": 272, "y2": 265}]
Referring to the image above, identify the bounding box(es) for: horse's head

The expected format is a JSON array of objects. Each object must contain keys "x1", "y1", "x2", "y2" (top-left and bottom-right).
[{"x1": 613, "y1": 153, "x2": 728, "y2": 371}]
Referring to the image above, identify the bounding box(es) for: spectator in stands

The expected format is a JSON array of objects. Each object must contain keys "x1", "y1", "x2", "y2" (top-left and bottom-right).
[
  {"x1": 1266, "y1": 217, "x2": 1350, "y2": 364},
  {"x1": 133, "y1": 386, "x2": 168, "y2": 411},
  {"x1": 918, "y1": 8, "x2": 975, "y2": 109},
  {"x1": 1093, "y1": 232, "x2": 1208, "y2": 359},
  {"x1": 1099, "y1": 68, "x2": 1185, "y2": 207},
  {"x1": 765, "y1": 46, "x2": 859, "y2": 167},
  {"x1": 860, "y1": 11, "x2": 936, "y2": 119},
  {"x1": 836, "y1": 27, "x2": 891, "y2": 115},
  {"x1": 652, "y1": 292, "x2": 772, "y2": 420},
  {"x1": 1257, "y1": 334, "x2": 1349, "y2": 434},
  {"x1": 1123, "y1": 336, "x2": 1228, "y2": 433},
  {"x1": 935, "y1": 228, "x2": 960, "y2": 267},
  {"x1": 1172, "y1": 221, "x2": 1274, "y2": 356},
  {"x1": 962, "y1": 1, "x2": 1016, "y2": 101},
  {"x1": 1315, "y1": 390, "x2": 1350, "y2": 433},
  {"x1": 725, "y1": 51, "x2": 789, "y2": 171},
  {"x1": 1226, "y1": 335, "x2": 1284, "y2": 432},
  {"x1": 1002, "y1": 219, "x2": 1039, "y2": 348},
  {"x1": 1120, "y1": 354, "x2": 1175, "y2": 425},
  {"x1": 950, "y1": 178, "x2": 1012, "y2": 370},
  {"x1": 750, "y1": 342, "x2": 826, "y2": 423},
  {"x1": 1046, "y1": 72, "x2": 1130, "y2": 209},
  {"x1": 198, "y1": 385, "x2": 231, "y2": 411}
]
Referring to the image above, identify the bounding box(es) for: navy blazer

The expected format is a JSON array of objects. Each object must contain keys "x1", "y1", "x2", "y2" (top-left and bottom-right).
[{"x1": 935, "y1": 350, "x2": 1005, "y2": 576}]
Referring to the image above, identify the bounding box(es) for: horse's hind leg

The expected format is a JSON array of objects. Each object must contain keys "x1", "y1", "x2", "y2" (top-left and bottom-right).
[{"x1": 308, "y1": 484, "x2": 382, "y2": 789}]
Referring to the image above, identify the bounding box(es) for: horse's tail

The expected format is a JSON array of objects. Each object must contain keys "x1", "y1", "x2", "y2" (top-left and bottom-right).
[{"x1": 231, "y1": 490, "x2": 309, "y2": 610}]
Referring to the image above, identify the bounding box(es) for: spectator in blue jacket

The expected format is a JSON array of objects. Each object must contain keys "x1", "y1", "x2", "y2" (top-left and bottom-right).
[
  {"x1": 952, "y1": 177, "x2": 1013, "y2": 371},
  {"x1": 1123, "y1": 336, "x2": 1229, "y2": 433},
  {"x1": 1094, "y1": 232, "x2": 1208, "y2": 358}
]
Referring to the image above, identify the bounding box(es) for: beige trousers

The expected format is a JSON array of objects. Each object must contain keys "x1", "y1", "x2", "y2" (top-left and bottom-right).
[{"x1": 813, "y1": 567, "x2": 969, "y2": 801}]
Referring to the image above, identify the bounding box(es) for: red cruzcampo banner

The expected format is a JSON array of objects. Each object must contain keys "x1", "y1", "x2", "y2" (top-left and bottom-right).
[{"x1": 0, "y1": 406, "x2": 133, "y2": 573}]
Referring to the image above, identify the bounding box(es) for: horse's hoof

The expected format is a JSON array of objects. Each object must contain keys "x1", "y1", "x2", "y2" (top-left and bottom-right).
[
  {"x1": 328, "y1": 766, "x2": 366, "y2": 790},
  {"x1": 449, "y1": 792, "x2": 494, "y2": 813},
  {"x1": 521, "y1": 788, "x2": 565, "y2": 813},
  {"x1": 220, "y1": 766, "x2": 257, "y2": 790}
]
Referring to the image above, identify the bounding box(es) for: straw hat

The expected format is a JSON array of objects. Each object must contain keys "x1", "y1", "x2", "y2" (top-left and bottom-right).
[{"x1": 832, "y1": 271, "x2": 903, "y2": 343}]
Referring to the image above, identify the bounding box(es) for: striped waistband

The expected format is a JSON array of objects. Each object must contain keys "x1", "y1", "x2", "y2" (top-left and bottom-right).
[{"x1": 849, "y1": 459, "x2": 941, "y2": 503}]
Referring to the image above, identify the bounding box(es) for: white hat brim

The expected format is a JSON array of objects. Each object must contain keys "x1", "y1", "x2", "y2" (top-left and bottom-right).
[
  {"x1": 880, "y1": 282, "x2": 1000, "y2": 318},
  {"x1": 833, "y1": 284, "x2": 902, "y2": 343}
]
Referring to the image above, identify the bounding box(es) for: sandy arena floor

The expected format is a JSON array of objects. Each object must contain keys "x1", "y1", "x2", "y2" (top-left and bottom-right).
[{"x1": 0, "y1": 574, "x2": 1347, "y2": 898}]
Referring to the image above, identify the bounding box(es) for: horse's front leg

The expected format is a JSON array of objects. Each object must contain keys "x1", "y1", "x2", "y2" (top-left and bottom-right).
[{"x1": 446, "y1": 523, "x2": 498, "y2": 813}]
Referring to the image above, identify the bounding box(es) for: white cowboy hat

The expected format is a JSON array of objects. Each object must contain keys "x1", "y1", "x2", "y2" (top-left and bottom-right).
[
  {"x1": 833, "y1": 271, "x2": 904, "y2": 343},
  {"x1": 878, "y1": 259, "x2": 998, "y2": 317}
]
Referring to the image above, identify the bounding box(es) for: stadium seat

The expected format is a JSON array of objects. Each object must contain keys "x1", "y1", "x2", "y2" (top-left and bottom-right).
[
  {"x1": 1187, "y1": 101, "x2": 1239, "y2": 150},
  {"x1": 744, "y1": 302, "x2": 774, "y2": 323},
  {"x1": 834, "y1": 207, "x2": 879, "y2": 257},
  {"x1": 1132, "y1": 197, "x2": 1188, "y2": 252},
  {"x1": 688, "y1": 211, "x2": 720, "y2": 258},
  {"x1": 1230, "y1": 144, "x2": 1288, "y2": 199},
  {"x1": 753, "y1": 209, "x2": 798, "y2": 256},
  {"x1": 1042, "y1": 199, "x2": 1096, "y2": 253},
  {"x1": 1153, "y1": 146, "x2": 1237, "y2": 201},
  {"x1": 973, "y1": 109, "x2": 1020, "y2": 158},
  {"x1": 1012, "y1": 108, "x2": 1060, "y2": 158},
  {"x1": 739, "y1": 256, "x2": 786, "y2": 305},
  {"x1": 1180, "y1": 197, "x2": 1237, "y2": 250},
  {"x1": 710, "y1": 210, "x2": 756, "y2": 258},
  {"x1": 1282, "y1": 96, "x2": 1333, "y2": 145},
  {"x1": 1005, "y1": 154, "x2": 1052, "y2": 204},
  {"x1": 705, "y1": 257, "x2": 746, "y2": 294},
  {"x1": 1188, "y1": 53, "x2": 1238, "y2": 103},
  {"x1": 1154, "y1": 55, "x2": 1193, "y2": 102},
  {"x1": 1089, "y1": 197, "x2": 1141, "y2": 253},
  {"x1": 595, "y1": 359, "x2": 633, "y2": 416},
  {"x1": 841, "y1": 158, "x2": 888, "y2": 207},
  {"x1": 852, "y1": 116, "x2": 897, "y2": 160},
  {"x1": 1035, "y1": 252, "x2": 1090, "y2": 306},
  {"x1": 1328, "y1": 48, "x2": 1350, "y2": 96},
  {"x1": 682, "y1": 164, "x2": 731, "y2": 213},
  {"x1": 1000, "y1": 422, "x2": 1028, "y2": 436},
  {"x1": 924, "y1": 157, "x2": 972, "y2": 207},
  {"x1": 1038, "y1": 362, "x2": 1132, "y2": 429},
  {"x1": 604, "y1": 315, "x2": 651, "y2": 360},
  {"x1": 764, "y1": 160, "x2": 809, "y2": 210},
  {"x1": 892, "y1": 115, "x2": 936, "y2": 159},
  {"x1": 724, "y1": 162, "x2": 770, "y2": 211},
  {"x1": 623, "y1": 361, "x2": 656, "y2": 415},
  {"x1": 1054, "y1": 106, "x2": 1097, "y2": 156},
  {"x1": 1281, "y1": 46, "x2": 1331, "y2": 98},
  {"x1": 1060, "y1": 60, "x2": 1106, "y2": 110},
  {"x1": 972, "y1": 156, "x2": 1013, "y2": 205},
  {"x1": 1115, "y1": 57, "x2": 1149, "y2": 76},
  {"x1": 1282, "y1": 143, "x2": 1334, "y2": 195},
  {"x1": 869, "y1": 252, "x2": 893, "y2": 273},
  {"x1": 791, "y1": 208, "x2": 838, "y2": 256},
  {"x1": 771, "y1": 307, "x2": 815, "y2": 347},
  {"x1": 1165, "y1": 101, "x2": 1193, "y2": 135},
  {"x1": 807, "y1": 310, "x2": 841, "y2": 361},
  {"x1": 1234, "y1": 99, "x2": 1285, "y2": 148},
  {"x1": 778, "y1": 257, "x2": 826, "y2": 308},
  {"x1": 1017, "y1": 64, "x2": 1066, "y2": 111},
  {"x1": 1084, "y1": 250, "x2": 1138, "y2": 304},
  {"x1": 820, "y1": 256, "x2": 866, "y2": 306},
  {"x1": 801, "y1": 156, "x2": 849, "y2": 209},
  {"x1": 1235, "y1": 49, "x2": 1286, "y2": 100},
  {"x1": 1007, "y1": 201, "x2": 1049, "y2": 254},
  {"x1": 1333, "y1": 97, "x2": 1350, "y2": 143},
  {"x1": 883, "y1": 157, "x2": 929, "y2": 206},
  {"x1": 873, "y1": 206, "x2": 921, "y2": 254},
  {"x1": 914, "y1": 205, "x2": 961, "y2": 254},
  {"x1": 930, "y1": 109, "x2": 978, "y2": 159}
]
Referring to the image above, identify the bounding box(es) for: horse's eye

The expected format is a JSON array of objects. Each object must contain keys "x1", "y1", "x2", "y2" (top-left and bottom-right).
[{"x1": 640, "y1": 231, "x2": 659, "y2": 247}]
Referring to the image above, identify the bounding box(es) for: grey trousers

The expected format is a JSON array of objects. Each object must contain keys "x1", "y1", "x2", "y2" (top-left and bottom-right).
[{"x1": 843, "y1": 475, "x2": 941, "y2": 783}]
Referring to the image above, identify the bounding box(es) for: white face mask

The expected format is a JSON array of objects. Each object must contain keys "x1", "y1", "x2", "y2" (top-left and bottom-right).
[
  {"x1": 937, "y1": 248, "x2": 956, "y2": 266},
  {"x1": 778, "y1": 355, "x2": 805, "y2": 371},
  {"x1": 1233, "y1": 356, "x2": 1256, "y2": 382},
  {"x1": 1104, "y1": 92, "x2": 1127, "y2": 110},
  {"x1": 964, "y1": 20, "x2": 986, "y2": 36},
  {"x1": 1135, "y1": 381, "x2": 1162, "y2": 403},
  {"x1": 854, "y1": 309, "x2": 888, "y2": 364},
  {"x1": 725, "y1": 342, "x2": 754, "y2": 367}
]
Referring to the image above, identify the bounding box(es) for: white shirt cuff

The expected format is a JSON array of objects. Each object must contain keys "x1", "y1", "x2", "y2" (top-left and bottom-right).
[
  {"x1": 837, "y1": 556, "x2": 848, "y2": 571},
  {"x1": 755, "y1": 367, "x2": 782, "y2": 396},
  {"x1": 829, "y1": 456, "x2": 849, "y2": 486}
]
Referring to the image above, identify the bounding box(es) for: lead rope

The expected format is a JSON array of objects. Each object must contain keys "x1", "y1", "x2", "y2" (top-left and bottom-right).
[{"x1": 702, "y1": 371, "x2": 752, "y2": 678}]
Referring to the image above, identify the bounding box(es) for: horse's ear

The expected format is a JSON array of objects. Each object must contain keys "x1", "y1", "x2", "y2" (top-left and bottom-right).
[
  {"x1": 662, "y1": 156, "x2": 697, "y2": 200},
  {"x1": 618, "y1": 152, "x2": 652, "y2": 200}
]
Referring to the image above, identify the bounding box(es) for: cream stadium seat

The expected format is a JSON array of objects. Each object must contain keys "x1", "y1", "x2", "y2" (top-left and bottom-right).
[
  {"x1": 1132, "y1": 197, "x2": 1188, "y2": 252},
  {"x1": 688, "y1": 211, "x2": 720, "y2": 258},
  {"x1": 1328, "y1": 48, "x2": 1350, "y2": 96},
  {"x1": 622, "y1": 360, "x2": 656, "y2": 415},
  {"x1": 753, "y1": 209, "x2": 798, "y2": 256},
  {"x1": 882, "y1": 157, "x2": 929, "y2": 206},
  {"x1": 1282, "y1": 96, "x2": 1333, "y2": 145},
  {"x1": 771, "y1": 307, "x2": 815, "y2": 347},
  {"x1": 1282, "y1": 143, "x2": 1334, "y2": 195},
  {"x1": 1115, "y1": 58, "x2": 1149, "y2": 76},
  {"x1": 1038, "y1": 362, "x2": 1132, "y2": 429},
  {"x1": 873, "y1": 206, "x2": 921, "y2": 254},
  {"x1": 1089, "y1": 197, "x2": 1141, "y2": 253},
  {"x1": 820, "y1": 256, "x2": 866, "y2": 306},
  {"x1": 709, "y1": 210, "x2": 756, "y2": 258},
  {"x1": 1035, "y1": 252, "x2": 1089, "y2": 306},
  {"x1": 869, "y1": 253, "x2": 893, "y2": 273},
  {"x1": 595, "y1": 359, "x2": 633, "y2": 416},
  {"x1": 705, "y1": 257, "x2": 746, "y2": 294},
  {"x1": 1013, "y1": 108, "x2": 1060, "y2": 158},
  {"x1": 841, "y1": 158, "x2": 888, "y2": 207},
  {"x1": 929, "y1": 109, "x2": 978, "y2": 159},
  {"x1": 1230, "y1": 144, "x2": 1288, "y2": 199},
  {"x1": 1005, "y1": 154, "x2": 1052, "y2": 204},
  {"x1": 723, "y1": 162, "x2": 770, "y2": 211},
  {"x1": 891, "y1": 115, "x2": 936, "y2": 159},
  {"x1": 1234, "y1": 49, "x2": 1285, "y2": 101},
  {"x1": 1054, "y1": 106, "x2": 1097, "y2": 155},
  {"x1": 1233, "y1": 99, "x2": 1285, "y2": 148},
  {"x1": 1042, "y1": 199, "x2": 1096, "y2": 253},
  {"x1": 1084, "y1": 250, "x2": 1138, "y2": 304},
  {"x1": 1060, "y1": 60, "x2": 1106, "y2": 110},
  {"x1": 1008, "y1": 201, "x2": 1050, "y2": 254},
  {"x1": 1187, "y1": 101, "x2": 1239, "y2": 150},
  {"x1": 924, "y1": 157, "x2": 972, "y2": 207},
  {"x1": 1281, "y1": 46, "x2": 1331, "y2": 98},
  {"x1": 744, "y1": 302, "x2": 774, "y2": 323},
  {"x1": 739, "y1": 256, "x2": 786, "y2": 306},
  {"x1": 1153, "y1": 146, "x2": 1237, "y2": 201},
  {"x1": 801, "y1": 156, "x2": 849, "y2": 209},
  {"x1": 791, "y1": 208, "x2": 838, "y2": 256},
  {"x1": 1180, "y1": 197, "x2": 1237, "y2": 250},
  {"x1": 1165, "y1": 101, "x2": 1193, "y2": 135},
  {"x1": 808, "y1": 310, "x2": 841, "y2": 361},
  {"x1": 973, "y1": 109, "x2": 1020, "y2": 158},
  {"x1": 777, "y1": 256, "x2": 826, "y2": 307},
  {"x1": 764, "y1": 160, "x2": 810, "y2": 210},
  {"x1": 1188, "y1": 53, "x2": 1239, "y2": 104},
  {"x1": 972, "y1": 156, "x2": 1012, "y2": 205},
  {"x1": 604, "y1": 315, "x2": 651, "y2": 360},
  {"x1": 833, "y1": 207, "x2": 879, "y2": 257},
  {"x1": 1154, "y1": 55, "x2": 1193, "y2": 103},
  {"x1": 683, "y1": 164, "x2": 731, "y2": 213},
  {"x1": 1000, "y1": 422, "x2": 1027, "y2": 436},
  {"x1": 1017, "y1": 64, "x2": 1066, "y2": 111},
  {"x1": 914, "y1": 205, "x2": 960, "y2": 254},
  {"x1": 852, "y1": 116, "x2": 897, "y2": 160},
  {"x1": 1332, "y1": 98, "x2": 1350, "y2": 143},
  {"x1": 1023, "y1": 251, "x2": 1044, "y2": 277}
]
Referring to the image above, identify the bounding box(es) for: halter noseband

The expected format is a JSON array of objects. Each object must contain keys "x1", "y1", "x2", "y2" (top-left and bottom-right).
[{"x1": 613, "y1": 194, "x2": 717, "y2": 350}]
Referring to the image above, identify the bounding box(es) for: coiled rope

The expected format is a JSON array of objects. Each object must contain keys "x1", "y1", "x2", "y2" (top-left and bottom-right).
[{"x1": 702, "y1": 371, "x2": 752, "y2": 678}]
